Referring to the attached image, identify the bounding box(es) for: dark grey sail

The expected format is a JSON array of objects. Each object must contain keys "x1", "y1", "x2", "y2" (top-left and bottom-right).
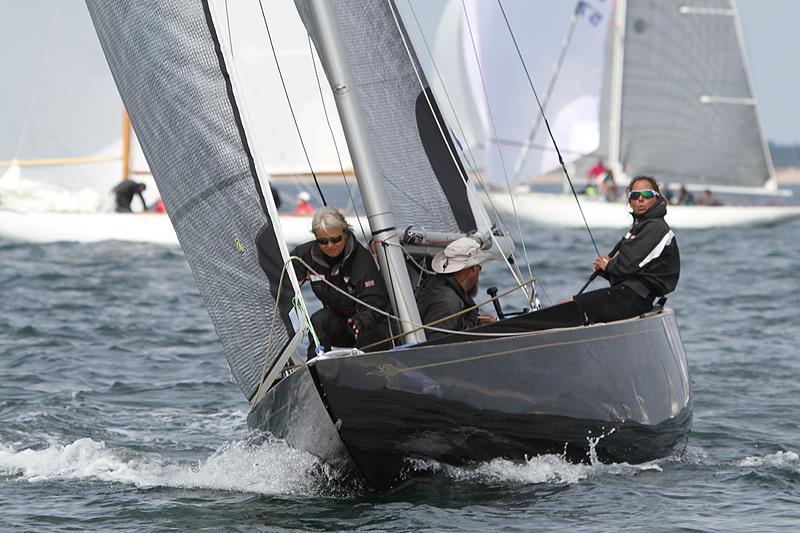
[
  {"x1": 619, "y1": 0, "x2": 774, "y2": 188},
  {"x1": 294, "y1": 0, "x2": 483, "y2": 234},
  {"x1": 86, "y1": 1, "x2": 301, "y2": 401}
]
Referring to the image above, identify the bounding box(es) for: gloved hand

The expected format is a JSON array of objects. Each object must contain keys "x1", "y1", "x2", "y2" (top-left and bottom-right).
[{"x1": 347, "y1": 316, "x2": 364, "y2": 341}]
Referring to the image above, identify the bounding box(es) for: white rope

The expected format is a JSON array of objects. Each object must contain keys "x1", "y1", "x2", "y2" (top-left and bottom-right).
[{"x1": 275, "y1": 255, "x2": 536, "y2": 342}]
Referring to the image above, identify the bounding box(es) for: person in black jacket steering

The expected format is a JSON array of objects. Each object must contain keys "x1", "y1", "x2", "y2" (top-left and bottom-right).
[
  {"x1": 291, "y1": 206, "x2": 393, "y2": 358},
  {"x1": 574, "y1": 175, "x2": 680, "y2": 324}
]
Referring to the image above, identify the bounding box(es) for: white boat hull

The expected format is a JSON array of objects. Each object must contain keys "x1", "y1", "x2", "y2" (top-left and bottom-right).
[
  {"x1": 488, "y1": 192, "x2": 800, "y2": 229},
  {"x1": 0, "y1": 210, "x2": 363, "y2": 246}
]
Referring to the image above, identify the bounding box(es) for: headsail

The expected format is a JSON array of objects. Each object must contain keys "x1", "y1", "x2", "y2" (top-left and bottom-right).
[
  {"x1": 86, "y1": 1, "x2": 303, "y2": 400},
  {"x1": 294, "y1": 0, "x2": 487, "y2": 235},
  {"x1": 618, "y1": 0, "x2": 774, "y2": 189}
]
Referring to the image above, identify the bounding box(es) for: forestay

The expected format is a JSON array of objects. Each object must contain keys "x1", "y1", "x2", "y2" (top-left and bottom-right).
[
  {"x1": 619, "y1": 0, "x2": 774, "y2": 189},
  {"x1": 294, "y1": 0, "x2": 488, "y2": 235},
  {"x1": 86, "y1": 1, "x2": 303, "y2": 400}
]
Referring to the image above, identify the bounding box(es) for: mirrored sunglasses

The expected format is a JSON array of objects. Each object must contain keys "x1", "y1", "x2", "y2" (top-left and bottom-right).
[
  {"x1": 316, "y1": 234, "x2": 344, "y2": 246},
  {"x1": 628, "y1": 189, "x2": 659, "y2": 201}
]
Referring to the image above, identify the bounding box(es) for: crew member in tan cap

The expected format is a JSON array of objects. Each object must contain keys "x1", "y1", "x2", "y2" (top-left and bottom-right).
[{"x1": 416, "y1": 237, "x2": 498, "y2": 341}]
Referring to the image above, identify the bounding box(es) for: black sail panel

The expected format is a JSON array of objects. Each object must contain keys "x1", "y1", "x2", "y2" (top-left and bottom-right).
[{"x1": 415, "y1": 88, "x2": 476, "y2": 233}]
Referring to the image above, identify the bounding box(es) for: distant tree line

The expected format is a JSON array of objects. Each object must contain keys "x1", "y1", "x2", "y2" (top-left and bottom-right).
[{"x1": 769, "y1": 142, "x2": 800, "y2": 168}]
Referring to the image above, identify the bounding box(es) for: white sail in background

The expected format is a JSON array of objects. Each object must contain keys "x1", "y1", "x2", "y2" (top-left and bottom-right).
[
  {"x1": 0, "y1": 0, "x2": 352, "y2": 216},
  {"x1": 0, "y1": 1, "x2": 123, "y2": 205},
  {"x1": 463, "y1": 0, "x2": 612, "y2": 183},
  {"x1": 212, "y1": 1, "x2": 351, "y2": 177}
]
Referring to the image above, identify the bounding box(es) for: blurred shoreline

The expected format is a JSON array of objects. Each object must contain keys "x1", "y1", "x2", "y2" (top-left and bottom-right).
[{"x1": 776, "y1": 167, "x2": 800, "y2": 183}]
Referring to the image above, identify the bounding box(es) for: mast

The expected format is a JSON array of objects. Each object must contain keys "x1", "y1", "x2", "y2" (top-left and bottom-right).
[
  {"x1": 607, "y1": 0, "x2": 626, "y2": 182},
  {"x1": 306, "y1": 0, "x2": 426, "y2": 345}
]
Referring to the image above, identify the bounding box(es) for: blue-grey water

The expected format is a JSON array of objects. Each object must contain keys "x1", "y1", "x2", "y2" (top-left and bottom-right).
[{"x1": 2, "y1": 207, "x2": 800, "y2": 531}]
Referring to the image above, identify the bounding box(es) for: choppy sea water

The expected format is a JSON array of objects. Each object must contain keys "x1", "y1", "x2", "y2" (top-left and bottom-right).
[{"x1": 2, "y1": 215, "x2": 800, "y2": 531}]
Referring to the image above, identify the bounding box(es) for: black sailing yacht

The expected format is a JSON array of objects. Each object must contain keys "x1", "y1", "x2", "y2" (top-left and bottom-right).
[{"x1": 87, "y1": 0, "x2": 692, "y2": 491}]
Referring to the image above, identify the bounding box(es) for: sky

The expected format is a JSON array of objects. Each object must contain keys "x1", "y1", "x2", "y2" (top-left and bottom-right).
[{"x1": 736, "y1": 0, "x2": 800, "y2": 145}]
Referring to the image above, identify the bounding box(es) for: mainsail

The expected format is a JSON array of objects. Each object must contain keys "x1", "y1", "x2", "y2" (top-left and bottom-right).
[
  {"x1": 86, "y1": 1, "x2": 303, "y2": 400},
  {"x1": 617, "y1": 0, "x2": 775, "y2": 189},
  {"x1": 294, "y1": 0, "x2": 489, "y2": 235}
]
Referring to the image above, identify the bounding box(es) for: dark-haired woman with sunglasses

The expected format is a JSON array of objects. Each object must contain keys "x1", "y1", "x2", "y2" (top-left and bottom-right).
[
  {"x1": 573, "y1": 176, "x2": 680, "y2": 324},
  {"x1": 290, "y1": 206, "x2": 394, "y2": 358}
]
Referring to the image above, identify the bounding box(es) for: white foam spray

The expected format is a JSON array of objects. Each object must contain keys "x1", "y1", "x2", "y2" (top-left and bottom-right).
[
  {"x1": 737, "y1": 450, "x2": 800, "y2": 469},
  {"x1": 0, "y1": 434, "x2": 339, "y2": 496}
]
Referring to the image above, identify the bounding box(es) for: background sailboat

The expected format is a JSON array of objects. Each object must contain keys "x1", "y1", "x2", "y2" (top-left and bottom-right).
[
  {"x1": 0, "y1": 0, "x2": 363, "y2": 245},
  {"x1": 452, "y1": 0, "x2": 800, "y2": 228}
]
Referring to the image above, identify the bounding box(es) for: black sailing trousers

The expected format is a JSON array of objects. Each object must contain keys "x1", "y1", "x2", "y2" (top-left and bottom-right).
[
  {"x1": 307, "y1": 307, "x2": 394, "y2": 359},
  {"x1": 573, "y1": 285, "x2": 654, "y2": 325}
]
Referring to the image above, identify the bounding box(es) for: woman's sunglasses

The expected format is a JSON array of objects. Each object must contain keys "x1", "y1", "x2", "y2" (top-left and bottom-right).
[
  {"x1": 316, "y1": 234, "x2": 344, "y2": 246},
  {"x1": 628, "y1": 189, "x2": 659, "y2": 201}
]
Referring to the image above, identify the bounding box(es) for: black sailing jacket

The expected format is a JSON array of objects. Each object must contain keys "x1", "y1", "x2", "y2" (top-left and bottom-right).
[
  {"x1": 291, "y1": 235, "x2": 390, "y2": 331},
  {"x1": 416, "y1": 274, "x2": 479, "y2": 341},
  {"x1": 603, "y1": 200, "x2": 680, "y2": 298}
]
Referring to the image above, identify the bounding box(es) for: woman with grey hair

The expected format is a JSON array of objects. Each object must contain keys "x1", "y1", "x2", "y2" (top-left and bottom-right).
[{"x1": 290, "y1": 206, "x2": 393, "y2": 358}]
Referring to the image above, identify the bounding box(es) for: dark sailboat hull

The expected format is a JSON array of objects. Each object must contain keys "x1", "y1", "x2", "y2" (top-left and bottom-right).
[
  {"x1": 249, "y1": 308, "x2": 692, "y2": 491},
  {"x1": 309, "y1": 308, "x2": 692, "y2": 490}
]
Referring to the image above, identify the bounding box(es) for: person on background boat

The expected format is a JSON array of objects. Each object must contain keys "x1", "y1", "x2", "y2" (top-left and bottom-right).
[
  {"x1": 573, "y1": 176, "x2": 680, "y2": 324},
  {"x1": 151, "y1": 197, "x2": 166, "y2": 213},
  {"x1": 588, "y1": 158, "x2": 607, "y2": 181},
  {"x1": 675, "y1": 184, "x2": 694, "y2": 205},
  {"x1": 696, "y1": 189, "x2": 722, "y2": 206},
  {"x1": 660, "y1": 182, "x2": 674, "y2": 204},
  {"x1": 601, "y1": 170, "x2": 619, "y2": 201},
  {"x1": 291, "y1": 206, "x2": 392, "y2": 358},
  {"x1": 293, "y1": 191, "x2": 315, "y2": 215},
  {"x1": 416, "y1": 237, "x2": 498, "y2": 341},
  {"x1": 112, "y1": 180, "x2": 147, "y2": 213}
]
